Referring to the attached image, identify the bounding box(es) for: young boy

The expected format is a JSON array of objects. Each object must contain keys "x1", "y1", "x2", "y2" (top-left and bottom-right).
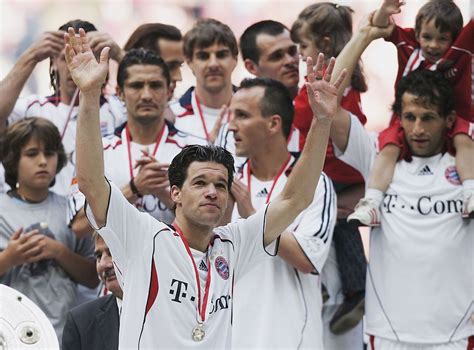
[{"x1": 348, "y1": 0, "x2": 474, "y2": 226}]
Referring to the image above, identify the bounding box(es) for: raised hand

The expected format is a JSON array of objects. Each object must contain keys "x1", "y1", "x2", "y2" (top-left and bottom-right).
[
  {"x1": 305, "y1": 53, "x2": 346, "y2": 122},
  {"x1": 380, "y1": 0, "x2": 405, "y2": 18},
  {"x1": 372, "y1": 0, "x2": 405, "y2": 28},
  {"x1": 64, "y1": 27, "x2": 110, "y2": 93},
  {"x1": 87, "y1": 31, "x2": 125, "y2": 62},
  {"x1": 27, "y1": 31, "x2": 64, "y2": 63}
]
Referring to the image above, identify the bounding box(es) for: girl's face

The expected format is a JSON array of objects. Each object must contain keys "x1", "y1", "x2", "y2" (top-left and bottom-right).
[
  {"x1": 297, "y1": 25, "x2": 321, "y2": 62},
  {"x1": 17, "y1": 137, "x2": 58, "y2": 191}
]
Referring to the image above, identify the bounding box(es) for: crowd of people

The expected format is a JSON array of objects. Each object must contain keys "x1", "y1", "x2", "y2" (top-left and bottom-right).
[{"x1": 0, "y1": 0, "x2": 472, "y2": 349}]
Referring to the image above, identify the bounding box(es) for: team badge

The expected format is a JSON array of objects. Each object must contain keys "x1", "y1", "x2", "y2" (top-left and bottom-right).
[
  {"x1": 214, "y1": 256, "x2": 229, "y2": 280},
  {"x1": 444, "y1": 166, "x2": 461, "y2": 186}
]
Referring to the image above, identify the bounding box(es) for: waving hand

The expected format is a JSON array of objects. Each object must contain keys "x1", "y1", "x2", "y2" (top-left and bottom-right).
[
  {"x1": 64, "y1": 27, "x2": 110, "y2": 93},
  {"x1": 305, "y1": 53, "x2": 346, "y2": 122}
]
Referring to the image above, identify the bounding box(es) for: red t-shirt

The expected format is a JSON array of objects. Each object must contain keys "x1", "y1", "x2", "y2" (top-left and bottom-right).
[
  {"x1": 294, "y1": 83, "x2": 367, "y2": 184},
  {"x1": 386, "y1": 21, "x2": 473, "y2": 122}
]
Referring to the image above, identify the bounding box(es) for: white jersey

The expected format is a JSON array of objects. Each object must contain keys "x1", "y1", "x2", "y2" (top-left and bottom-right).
[
  {"x1": 68, "y1": 122, "x2": 205, "y2": 225},
  {"x1": 232, "y1": 155, "x2": 337, "y2": 349},
  {"x1": 5, "y1": 94, "x2": 127, "y2": 196},
  {"x1": 170, "y1": 87, "x2": 229, "y2": 142},
  {"x1": 85, "y1": 181, "x2": 276, "y2": 349},
  {"x1": 335, "y1": 115, "x2": 474, "y2": 343}
]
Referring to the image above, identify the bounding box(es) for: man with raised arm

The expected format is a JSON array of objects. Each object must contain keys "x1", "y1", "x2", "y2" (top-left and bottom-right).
[
  {"x1": 0, "y1": 20, "x2": 126, "y2": 196},
  {"x1": 329, "y1": 18, "x2": 474, "y2": 349},
  {"x1": 65, "y1": 27, "x2": 345, "y2": 348}
]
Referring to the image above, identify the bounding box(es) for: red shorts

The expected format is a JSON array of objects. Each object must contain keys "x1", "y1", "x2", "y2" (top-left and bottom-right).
[{"x1": 378, "y1": 116, "x2": 473, "y2": 160}]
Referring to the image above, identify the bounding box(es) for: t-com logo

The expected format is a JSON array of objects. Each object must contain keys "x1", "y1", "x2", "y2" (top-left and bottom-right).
[{"x1": 382, "y1": 194, "x2": 462, "y2": 215}]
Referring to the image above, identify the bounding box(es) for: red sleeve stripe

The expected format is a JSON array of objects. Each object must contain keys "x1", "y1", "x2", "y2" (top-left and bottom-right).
[{"x1": 145, "y1": 260, "x2": 159, "y2": 316}]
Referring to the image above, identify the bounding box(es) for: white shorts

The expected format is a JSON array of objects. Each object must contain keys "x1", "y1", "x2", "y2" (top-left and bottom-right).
[{"x1": 369, "y1": 335, "x2": 474, "y2": 350}]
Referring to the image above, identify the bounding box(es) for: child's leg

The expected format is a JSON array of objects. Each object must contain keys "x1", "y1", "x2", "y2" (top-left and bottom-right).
[
  {"x1": 329, "y1": 219, "x2": 367, "y2": 335},
  {"x1": 453, "y1": 134, "x2": 474, "y2": 218},
  {"x1": 348, "y1": 144, "x2": 400, "y2": 226}
]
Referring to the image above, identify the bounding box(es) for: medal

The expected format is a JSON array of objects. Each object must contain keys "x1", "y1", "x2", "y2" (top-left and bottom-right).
[
  {"x1": 174, "y1": 224, "x2": 212, "y2": 344},
  {"x1": 192, "y1": 323, "x2": 205, "y2": 342}
]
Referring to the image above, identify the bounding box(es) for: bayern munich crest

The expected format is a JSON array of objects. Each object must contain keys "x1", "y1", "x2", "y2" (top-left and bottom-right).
[
  {"x1": 214, "y1": 256, "x2": 229, "y2": 280},
  {"x1": 444, "y1": 166, "x2": 461, "y2": 186}
]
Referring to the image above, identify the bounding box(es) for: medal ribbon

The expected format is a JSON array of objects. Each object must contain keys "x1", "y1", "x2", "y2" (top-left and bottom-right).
[
  {"x1": 194, "y1": 93, "x2": 230, "y2": 143},
  {"x1": 246, "y1": 153, "x2": 292, "y2": 204},
  {"x1": 60, "y1": 87, "x2": 80, "y2": 140},
  {"x1": 173, "y1": 223, "x2": 212, "y2": 324},
  {"x1": 125, "y1": 123, "x2": 165, "y2": 181}
]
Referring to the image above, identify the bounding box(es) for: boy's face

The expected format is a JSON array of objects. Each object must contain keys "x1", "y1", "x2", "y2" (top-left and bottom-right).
[
  {"x1": 17, "y1": 137, "x2": 58, "y2": 191},
  {"x1": 400, "y1": 92, "x2": 454, "y2": 157},
  {"x1": 417, "y1": 19, "x2": 453, "y2": 64}
]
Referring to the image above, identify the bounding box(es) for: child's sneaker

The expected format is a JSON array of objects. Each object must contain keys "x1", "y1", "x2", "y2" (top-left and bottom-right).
[
  {"x1": 347, "y1": 198, "x2": 381, "y2": 226},
  {"x1": 462, "y1": 194, "x2": 474, "y2": 219}
]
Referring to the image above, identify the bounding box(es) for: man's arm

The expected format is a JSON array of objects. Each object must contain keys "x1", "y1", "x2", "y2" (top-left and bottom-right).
[
  {"x1": 263, "y1": 54, "x2": 346, "y2": 246},
  {"x1": 64, "y1": 28, "x2": 111, "y2": 226},
  {"x1": 231, "y1": 177, "x2": 315, "y2": 273},
  {"x1": 0, "y1": 31, "x2": 64, "y2": 132},
  {"x1": 330, "y1": 18, "x2": 394, "y2": 152}
]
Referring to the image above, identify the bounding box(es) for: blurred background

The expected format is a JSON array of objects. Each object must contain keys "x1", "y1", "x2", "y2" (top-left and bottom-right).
[
  {"x1": 0, "y1": 0, "x2": 471, "y2": 254},
  {"x1": 0, "y1": 0, "x2": 471, "y2": 132}
]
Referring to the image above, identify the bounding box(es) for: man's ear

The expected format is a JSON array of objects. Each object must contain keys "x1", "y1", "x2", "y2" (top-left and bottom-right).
[
  {"x1": 268, "y1": 114, "x2": 283, "y2": 135},
  {"x1": 244, "y1": 59, "x2": 259, "y2": 76},
  {"x1": 170, "y1": 185, "x2": 181, "y2": 205},
  {"x1": 446, "y1": 111, "x2": 456, "y2": 129}
]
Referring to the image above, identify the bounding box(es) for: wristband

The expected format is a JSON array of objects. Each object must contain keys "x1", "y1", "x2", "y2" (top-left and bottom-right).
[{"x1": 129, "y1": 178, "x2": 142, "y2": 197}]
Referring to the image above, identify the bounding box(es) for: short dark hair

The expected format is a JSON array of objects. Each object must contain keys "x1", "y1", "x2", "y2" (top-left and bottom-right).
[
  {"x1": 415, "y1": 0, "x2": 463, "y2": 40},
  {"x1": 392, "y1": 69, "x2": 454, "y2": 118},
  {"x1": 0, "y1": 118, "x2": 67, "y2": 189},
  {"x1": 291, "y1": 2, "x2": 367, "y2": 93},
  {"x1": 50, "y1": 19, "x2": 97, "y2": 97},
  {"x1": 168, "y1": 145, "x2": 235, "y2": 190},
  {"x1": 238, "y1": 77, "x2": 294, "y2": 139},
  {"x1": 183, "y1": 18, "x2": 238, "y2": 60},
  {"x1": 117, "y1": 48, "x2": 171, "y2": 89},
  {"x1": 240, "y1": 20, "x2": 288, "y2": 63},
  {"x1": 123, "y1": 23, "x2": 182, "y2": 54}
]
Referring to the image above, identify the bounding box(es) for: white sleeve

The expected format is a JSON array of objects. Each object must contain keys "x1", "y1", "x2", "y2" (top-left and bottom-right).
[
  {"x1": 66, "y1": 174, "x2": 85, "y2": 225},
  {"x1": 8, "y1": 95, "x2": 39, "y2": 124},
  {"x1": 332, "y1": 113, "x2": 377, "y2": 181},
  {"x1": 85, "y1": 181, "x2": 159, "y2": 274},
  {"x1": 292, "y1": 173, "x2": 337, "y2": 273},
  {"x1": 216, "y1": 205, "x2": 277, "y2": 278}
]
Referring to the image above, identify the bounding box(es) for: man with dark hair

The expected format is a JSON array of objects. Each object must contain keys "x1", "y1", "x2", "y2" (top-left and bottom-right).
[
  {"x1": 240, "y1": 20, "x2": 299, "y2": 99},
  {"x1": 124, "y1": 23, "x2": 184, "y2": 98},
  {"x1": 226, "y1": 77, "x2": 336, "y2": 349},
  {"x1": 65, "y1": 26, "x2": 346, "y2": 348},
  {"x1": 329, "y1": 21, "x2": 474, "y2": 349},
  {"x1": 68, "y1": 48, "x2": 203, "y2": 238},
  {"x1": 0, "y1": 19, "x2": 126, "y2": 196},
  {"x1": 216, "y1": 20, "x2": 302, "y2": 160},
  {"x1": 62, "y1": 233, "x2": 122, "y2": 350},
  {"x1": 170, "y1": 18, "x2": 238, "y2": 143}
]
